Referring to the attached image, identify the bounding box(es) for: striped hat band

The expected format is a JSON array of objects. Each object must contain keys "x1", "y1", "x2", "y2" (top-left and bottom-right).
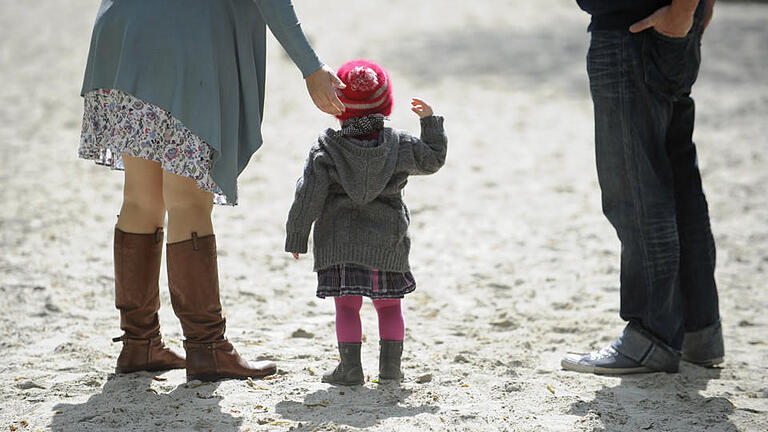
[{"x1": 338, "y1": 78, "x2": 389, "y2": 110}]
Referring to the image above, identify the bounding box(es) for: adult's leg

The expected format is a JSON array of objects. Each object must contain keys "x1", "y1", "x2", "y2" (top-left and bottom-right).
[
  {"x1": 163, "y1": 172, "x2": 275, "y2": 380},
  {"x1": 562, "y1": 30, "x2": 684, "y2": 374},
  {"x1": 162, "y1": 171, "x2": 213, "y2": 243},
  {"x1": 113, "y1": 153, "x2": 184, "y2": 373},
  {"x1": 654, "y1": 7, "x2": 723, "y2": 365},
  {"x1": 163, "y1": 171, "x2": 221, "y2": 342},
  {"x1": 595, "y1": 31, "x2": 686, "y2": 350},
  {"x1": 666, "y1": 73, "x2": 723, "y2": 365},
  {"x1": 117, "y1": 154, "x2": 165, "y2": 233},
  {"x1": 666, "y1": 95, "x2": 720, "y2": 332}
]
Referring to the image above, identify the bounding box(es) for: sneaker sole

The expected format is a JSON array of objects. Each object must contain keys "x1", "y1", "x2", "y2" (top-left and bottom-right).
[{"x1": 561, "y1": 358, "x2": 655, "y2": 375}]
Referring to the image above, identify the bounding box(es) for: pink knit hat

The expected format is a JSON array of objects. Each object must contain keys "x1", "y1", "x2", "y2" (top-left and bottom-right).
[{"x1": 335, "y1": 60, "x2": 393, "y2": 122}]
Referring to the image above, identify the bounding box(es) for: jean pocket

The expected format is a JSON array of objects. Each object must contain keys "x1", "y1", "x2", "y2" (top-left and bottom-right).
[
  {"x1": 643, "y1": 29, "x2": 700, "y2": 96},
  {"x1": 587, "y1": 32, "x2": 623, "y2": 97}
]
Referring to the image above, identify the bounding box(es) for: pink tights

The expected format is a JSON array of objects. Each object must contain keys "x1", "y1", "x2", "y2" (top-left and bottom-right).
[{"x1": 334, "y1": 296, "x2": 404, "y2": 343}]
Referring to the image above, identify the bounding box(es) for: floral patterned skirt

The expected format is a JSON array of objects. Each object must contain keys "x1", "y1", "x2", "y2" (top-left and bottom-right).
[
  {"x1": 79, "y1": 88, "x2": 231, "y2": 205},
  {"x1": 316, "y1": 263, "x2": 416, "y2": 299}
]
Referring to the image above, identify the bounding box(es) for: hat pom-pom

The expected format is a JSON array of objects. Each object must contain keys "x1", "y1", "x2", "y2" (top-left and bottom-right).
[{"x1": 347, "y1": 66, "x2": 379, "y2": 92}]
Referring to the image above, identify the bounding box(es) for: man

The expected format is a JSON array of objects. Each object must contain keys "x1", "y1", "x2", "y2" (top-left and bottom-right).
[{"x1": 562, "y1": 0, "x2": 724, "y2": 374}]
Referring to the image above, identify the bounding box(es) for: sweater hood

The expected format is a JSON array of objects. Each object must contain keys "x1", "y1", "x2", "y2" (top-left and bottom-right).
[{"x1": 318, "y1": 128, "x2": 399, "y2": 205}]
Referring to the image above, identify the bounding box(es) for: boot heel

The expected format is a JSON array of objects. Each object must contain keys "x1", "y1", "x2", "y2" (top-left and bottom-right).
[{"x1": 187, "y1": 373, "x2": 220, "y2": 382}]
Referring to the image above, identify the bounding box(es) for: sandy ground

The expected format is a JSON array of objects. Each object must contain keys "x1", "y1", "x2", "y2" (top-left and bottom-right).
[{"x1": 1, "y1": 0, "x2": 767, "y2": 431}]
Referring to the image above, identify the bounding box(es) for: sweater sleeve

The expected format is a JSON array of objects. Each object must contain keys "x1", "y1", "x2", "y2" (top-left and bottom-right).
[
  {"x1": 285, "y1": 146, "x2": 331, "y2": 253},
  {"x1": 254, "y1": 0, "x2": 323, "y2": 78},
  {"x1": 398, "y1": 115, "x2": 448, "y2": 175}
]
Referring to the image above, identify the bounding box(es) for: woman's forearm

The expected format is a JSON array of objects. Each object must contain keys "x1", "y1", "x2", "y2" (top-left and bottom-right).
[{"x1": 254, "y1": 0, "x2": 322, "y2": 78}]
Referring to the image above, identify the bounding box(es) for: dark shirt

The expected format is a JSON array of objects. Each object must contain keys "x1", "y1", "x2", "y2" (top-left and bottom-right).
[{"x1": 576, "y1": 0, "x2": 671, "y2": 31}]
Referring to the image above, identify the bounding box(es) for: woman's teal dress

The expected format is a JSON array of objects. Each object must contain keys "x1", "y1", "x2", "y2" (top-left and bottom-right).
[{"x1": 80, "y1": 0, "x2": 323, "y2": 204}]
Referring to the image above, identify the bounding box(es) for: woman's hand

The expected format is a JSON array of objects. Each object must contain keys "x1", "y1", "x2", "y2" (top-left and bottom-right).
[
  {"x1": 305, "y1": 65, "x2": 346, "y2": 116},
  {"x1": 411, "y1": 98, "x2": 433, "y2": 119},
  {"x1": 291, "y1": 253, "x2": 300, "y2": 260}
]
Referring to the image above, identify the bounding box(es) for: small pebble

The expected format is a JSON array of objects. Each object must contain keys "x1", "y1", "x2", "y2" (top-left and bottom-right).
[
  {"x1": 16, "y1": 380, "x2": 46, "y2": 390},
  {"x1": 291, "y1": 329, "x2": 314, "y2": 338},
  {"x1": 416, "y1": 374, "x2": 433, "y2": 384}
]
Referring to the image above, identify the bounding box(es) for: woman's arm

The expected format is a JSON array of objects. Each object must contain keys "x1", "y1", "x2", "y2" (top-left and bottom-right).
[
  {"x1": 254, "y1": 0, "x2": 321, "y2": 78},
  {"x1": 255, "y1": 0, "x2": 346, "y2": 115}
]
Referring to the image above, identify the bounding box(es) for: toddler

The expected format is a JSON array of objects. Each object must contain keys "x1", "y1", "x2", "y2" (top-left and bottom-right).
[{"x1": 285, "y1": 59, "x2": 447, "y2": 385}]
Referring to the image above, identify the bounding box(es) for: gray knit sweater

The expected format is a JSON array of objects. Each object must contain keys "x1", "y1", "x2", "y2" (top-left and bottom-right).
[{"x1": 285, "y1": 115, "x2": 447, "y2": 271}]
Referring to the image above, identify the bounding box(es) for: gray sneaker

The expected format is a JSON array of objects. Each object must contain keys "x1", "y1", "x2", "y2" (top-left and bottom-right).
[
  {"x1": 562, "y1": 345, "x2": 654, "y2": 374},
  {"x1": 562, "y1": 323, "x2": 680, "y2": 374}
]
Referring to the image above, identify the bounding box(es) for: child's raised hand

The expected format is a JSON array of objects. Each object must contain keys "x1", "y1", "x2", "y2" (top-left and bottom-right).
[
  {"x1": 411, "y1": 98, "x2": 433, "y2": 119},
  {"x1": 291, "y1": 253, "x2": 300, "y2": 260}
]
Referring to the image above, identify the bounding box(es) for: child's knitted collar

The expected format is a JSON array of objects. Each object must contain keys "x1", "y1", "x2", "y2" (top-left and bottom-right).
[{"x1": 340, "y1": 114, "x2": 387, "y2": 137}]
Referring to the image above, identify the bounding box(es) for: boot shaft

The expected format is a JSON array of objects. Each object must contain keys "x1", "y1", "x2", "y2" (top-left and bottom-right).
[
  {"x1": 378, "y1": 340, "x2": 403, "y2": 381},
  {"x1": 166, "y1": 232, "x2": 226, "y2": 343},
  {"x1": 114, "y1": 227, "x2": 164, "y2": 339}
]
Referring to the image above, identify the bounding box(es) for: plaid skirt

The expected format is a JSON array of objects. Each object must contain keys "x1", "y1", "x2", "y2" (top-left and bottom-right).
[{"x1": 316, "y1": 264, "x2": 416, "y2": 299}]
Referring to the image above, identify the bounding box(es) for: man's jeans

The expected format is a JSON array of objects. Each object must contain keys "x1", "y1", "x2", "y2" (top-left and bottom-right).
[{"x1": 587, "y1": 10, "x2": 720, "y2": 353}]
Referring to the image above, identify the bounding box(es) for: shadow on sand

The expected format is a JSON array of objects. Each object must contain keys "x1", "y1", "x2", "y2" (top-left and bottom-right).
[
  {"x1": 568, "y1": 364, "x2": 742, "y2": 431},
  {"x1": 50, "y1": 373, "x2": 241, "y2": 432},
  {"x1": 275, "y1": 381, "x2": 438, "y2": 430}
]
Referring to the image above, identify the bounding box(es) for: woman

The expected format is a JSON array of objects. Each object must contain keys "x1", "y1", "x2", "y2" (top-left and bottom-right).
[{"x1": 79, "y1": 0, "x2": 345, "y2": 381}]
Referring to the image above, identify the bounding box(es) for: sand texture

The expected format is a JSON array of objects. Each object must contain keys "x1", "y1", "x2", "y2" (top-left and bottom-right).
[{"x1": 1, "y1": 0, "x2": 767, "y2": 431}]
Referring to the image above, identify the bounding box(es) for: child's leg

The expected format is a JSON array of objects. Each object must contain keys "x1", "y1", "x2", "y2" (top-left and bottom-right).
[
  {"x1": 324, "y1": 296, "x2": 364, "y2": 385},
  {"x1": 334, "y1": 296, "x2": 363, "y2": 343},
  {"x1": 372, "y1": 299, "x2": 405, "y2": 341}
]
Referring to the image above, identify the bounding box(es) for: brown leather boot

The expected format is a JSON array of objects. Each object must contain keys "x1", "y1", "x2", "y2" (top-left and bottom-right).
[
  {"x1": 167, "y1": 232, "x2": 276, "y2": 381},
  {"x1": 113, "y1": 227, "x2": 185, "y2": 373}
]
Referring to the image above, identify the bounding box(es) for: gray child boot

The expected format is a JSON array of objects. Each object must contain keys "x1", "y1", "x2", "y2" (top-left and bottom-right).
[
  {"x1": 322, "y1": 342, "x2": 364, "y2": 386},
  {"x1": 378, "y1": 340, "x2": 403, "y2": 381}
]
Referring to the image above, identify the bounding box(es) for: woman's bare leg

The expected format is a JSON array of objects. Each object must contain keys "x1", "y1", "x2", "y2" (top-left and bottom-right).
[
  {"x1": 162, "y1": 170, "x2": 277, "y2": 380},
  {"x1": 112, "y1": 154, "x2": 185, "y2": 372},
  {"x1": 117, "y1": 154, "x2": 165, "y2": 233},
  {"x1": 162, "y1": 171, "x2": 214, "y2": 243}
]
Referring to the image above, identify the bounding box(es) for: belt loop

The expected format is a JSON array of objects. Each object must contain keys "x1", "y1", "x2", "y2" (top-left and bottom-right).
[
  {"x1": 192, "y1": 232, "x2": 199, "y2": 251},
  {"x1": 154, "y1": 227, "x2": 163, "y2": 244}
]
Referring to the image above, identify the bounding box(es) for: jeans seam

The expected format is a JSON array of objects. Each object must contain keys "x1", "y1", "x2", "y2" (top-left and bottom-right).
[{"x1": 619, "y1": 34, "x2": 655, "y2": 328}]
